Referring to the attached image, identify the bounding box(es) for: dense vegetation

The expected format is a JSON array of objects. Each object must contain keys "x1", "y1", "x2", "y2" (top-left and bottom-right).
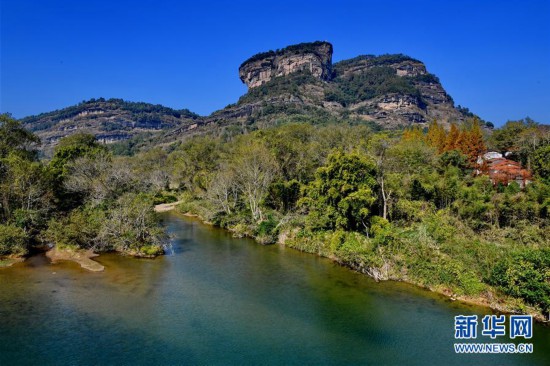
[
  {"x1": 0, "y1": 113, "x2": 168, "y2": 258},
  {"x1": 327, "y1": 67, "x2": 424, "y2": 107},
  {"x1": 333, "y1": 54, "x2": 419, "y2": 70},
  {"x1": 21, "y1": 98, "x2": 199, "y2": 132},
  {"x1": 163, "y1": 118, "x2": 549, "y2": 318},
  {"x1": 3, "y1": 109, "x2": 550, "y2": 319}
]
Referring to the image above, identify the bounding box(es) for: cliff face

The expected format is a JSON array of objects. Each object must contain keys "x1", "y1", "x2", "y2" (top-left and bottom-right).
[
  {"x1": 24, "y1": 41, "x2": 481, "y2": 150},
  {"x1": 163, "y1": 45, "x2": 471, "y2": 145},
  {"x1": 239, "y1": 41, "x2": 333, "y2": 88}
]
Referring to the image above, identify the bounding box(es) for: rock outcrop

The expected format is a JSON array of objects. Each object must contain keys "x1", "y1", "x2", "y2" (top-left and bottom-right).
[
  {"x1": 239, "y1": 41, "x2": 333, "y2": 88},
  {"x1": 22, "y1": 41, "x2": 484, "y2": 150},
  {"x1": 165, "y1": 44, "x2": 472, "y2": 143}
]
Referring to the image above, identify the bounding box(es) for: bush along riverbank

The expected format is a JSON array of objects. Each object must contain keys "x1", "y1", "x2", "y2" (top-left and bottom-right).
[
  {"x1": 176, "y1": 195, "x2": 550, "y2": 322},
  {"x1": 167, "y1": 120, "x2": 549, "y2": 321},
  {"x1": 0, "y1": 115, "x2": 168, "y2": 263}
]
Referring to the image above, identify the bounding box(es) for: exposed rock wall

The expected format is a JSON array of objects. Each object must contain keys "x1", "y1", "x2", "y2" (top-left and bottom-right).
[
  {"x1": 23, "y1": 41, "x2": 476, "y2": 150},
  {"x1": 239, "y1": 41, "x2": 333, "y2": 88}
]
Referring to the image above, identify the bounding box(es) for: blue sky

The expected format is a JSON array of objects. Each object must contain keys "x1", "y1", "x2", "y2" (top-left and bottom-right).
[{"x1": 1, "y1": 0, "x2": 549, "y2": 126}]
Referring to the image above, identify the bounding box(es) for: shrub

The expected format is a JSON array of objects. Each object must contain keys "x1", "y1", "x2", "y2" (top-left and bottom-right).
[
  {"x1": 255, "y1": 215, "x2": 279, "y2": 244},
  {"x1": 44, "y1": 208, "x2": 103, "y2": 249},
  {"x1": 0, "y1": 224, "x2": 29, "y2": 256},
  {"x1": 490, "y1": 249, "x2": 550, "y2": 312},
  {"x1": 153, "y1": 191, "x2": 178, "y2": 205}
]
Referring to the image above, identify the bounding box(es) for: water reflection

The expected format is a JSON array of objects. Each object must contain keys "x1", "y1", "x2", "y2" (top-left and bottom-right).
[{"x1": 1, "y1": 212, "x2": 549, "y2": 365}]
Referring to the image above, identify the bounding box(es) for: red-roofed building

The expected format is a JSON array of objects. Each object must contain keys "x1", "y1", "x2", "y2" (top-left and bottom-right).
[{"x1": 476, "y1": 152, "x2": 532, "y2": 188}]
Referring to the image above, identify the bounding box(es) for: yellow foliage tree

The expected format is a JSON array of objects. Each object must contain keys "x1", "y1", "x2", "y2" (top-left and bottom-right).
[
  {"x1": 461, "y1": 119, "x2": 486, "y2": 166},
  {"x1": 402, "y1": 125, "x2": 424, "y2": 142},
  {"x1": 425, "y1": 119, "x2": 446, "y2": 153},
  {"x1": 444, "y1": 123, "x2": 460, "y2": 151}
]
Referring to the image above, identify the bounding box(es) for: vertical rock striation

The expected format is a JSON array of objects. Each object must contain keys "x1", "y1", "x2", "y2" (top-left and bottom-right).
[{"x1": 239, "y1": 41, "x2": 333, "y2": 88}]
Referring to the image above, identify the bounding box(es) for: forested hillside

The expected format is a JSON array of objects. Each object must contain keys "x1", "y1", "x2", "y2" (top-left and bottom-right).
[{"x1": 20, "y1": 98, "x2": 200, "y2": 154}]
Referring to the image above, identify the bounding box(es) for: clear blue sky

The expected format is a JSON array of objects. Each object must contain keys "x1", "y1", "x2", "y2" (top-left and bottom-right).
[{"x1": 1, "y1": 0, "x2": 549, "y2": 126}]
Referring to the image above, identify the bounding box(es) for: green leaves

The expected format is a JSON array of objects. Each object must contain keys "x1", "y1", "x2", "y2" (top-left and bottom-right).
[
  {"x1": 532, "y1": 144, "x2": 550, "y2": 180},
  {"x1": 44, "y1": 194, "x2": 166, "y2": 256},
  {"x1": 0, "y1": 224, "x2": 28, "y2": 256},
  {"x1": 0, "y1": 116, "x2": 53, "y2": 244},
  {"x1": 0, "y1": 113, "x2": 40, "y2": 159},
  {"x1": 490, "y1": 249, "x2": 550, "y2": 312},
  {"x1": 301, "y1": 151, "x2": 378, "y2": 232}
]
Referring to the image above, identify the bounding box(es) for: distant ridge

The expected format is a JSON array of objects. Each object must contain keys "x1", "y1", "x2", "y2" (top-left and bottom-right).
[
  {"x1": 21, "y1": 41, "x2": 487, "y2": 151},
  {"x1": 21, "y1": 98, "x2": 199, "y2": 152}
]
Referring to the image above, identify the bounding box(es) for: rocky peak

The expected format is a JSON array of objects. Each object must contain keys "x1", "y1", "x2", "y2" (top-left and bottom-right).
[{"x1": 239, "y1": 41, "x2": 333, "y2": 89}]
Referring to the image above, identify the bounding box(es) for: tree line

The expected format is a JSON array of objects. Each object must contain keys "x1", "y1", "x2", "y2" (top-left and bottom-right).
[
  {"x1": 1, "y1": 111, "x2": 549, "y2": 318},
  {"x1": 0, "y1": 113, "x2": 168, "y2": 258},
  {"x1": 164, "y1": 118, "x2": 549, "y2": 317}
]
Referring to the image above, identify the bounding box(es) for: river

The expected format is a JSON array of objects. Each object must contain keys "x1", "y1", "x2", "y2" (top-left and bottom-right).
[{"x1": 1, "y1": 213, "x2": 549, "y2": 365}]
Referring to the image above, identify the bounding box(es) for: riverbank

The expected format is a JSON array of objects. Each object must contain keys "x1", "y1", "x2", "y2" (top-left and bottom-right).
[
  {"x1": 285, "y1": 233, "x2": 550, "y2": 323},
  {"x1": 282, "y1": 231, "x2": 550, "y2": 323},
  {"x1": 168, "y1": 208, "x2": 548, "y2": 323},
  {"x1": 45, "y1": 247, "x2": 105, "y2": 272}
]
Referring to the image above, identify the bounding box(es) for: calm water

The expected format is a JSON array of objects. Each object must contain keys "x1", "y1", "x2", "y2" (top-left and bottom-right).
[{"x1": 1, "y1": 213, "x2": 549, "y2": 365}]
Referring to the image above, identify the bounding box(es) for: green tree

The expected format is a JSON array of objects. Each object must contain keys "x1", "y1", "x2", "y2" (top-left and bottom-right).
[
  {"x1": 0, "y1": 113, "x2": 40, "y2": 159},
  {"x1": 262, "y1": 123, "x2": 319, "y2": 182},
  {"x1": 48, "y1": 133, "x2": 106, "y2": 210},
  {"x1": 0, "y1": 115, "x2": 52, "y2": 231},
  {"x1": 50, "y1": 133, "x2": 103, "y2": 179},
  {"x1": 491, "y1": 249, "x2": 550, "y2": 317},
  {"x1": 168, "y1": 136, "x2": 221, "y2": 193},
  {"x1": 300, "y1": 151, "x2": 378, "y2": 232},
  {"x1": 0, "y1": 224, "x2": 29, "y2": 256},
  {"x1": 98, "y1": 193, "x2": 166, "y2": 256},
  {"x1": 489, "y1": 119, "x2": 533, "y2": 153},
  {"x1": 532, "y1": 145, "x2": 550, "y2": 180},
  {"x1": 265, "y1": 180, "x2": 301, "y2": 213}
]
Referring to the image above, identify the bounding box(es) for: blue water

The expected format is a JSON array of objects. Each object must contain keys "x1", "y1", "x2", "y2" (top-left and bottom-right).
[{"x1": 1, "y1": 213, "x2": 549, "y2": 365}]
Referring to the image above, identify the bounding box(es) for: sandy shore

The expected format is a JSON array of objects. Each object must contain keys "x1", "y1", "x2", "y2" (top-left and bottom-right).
[
  {"x1": 46, "y1": 247, "x2": 105, "y2": 272},
  {"x1": 154, "y1": 201, "x2": 183, "y2": 213}
]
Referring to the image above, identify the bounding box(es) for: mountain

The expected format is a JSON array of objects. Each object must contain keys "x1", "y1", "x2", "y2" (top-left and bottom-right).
[
  {"x1": 20, "y1": 41, "x2": 480, "y2": 150},
  {"x1": 164, "y1": 41, "x2": 475, "y2": 143},
  {"x1": 20, "y1": 98, "x2": 200, "y2": 152}
]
